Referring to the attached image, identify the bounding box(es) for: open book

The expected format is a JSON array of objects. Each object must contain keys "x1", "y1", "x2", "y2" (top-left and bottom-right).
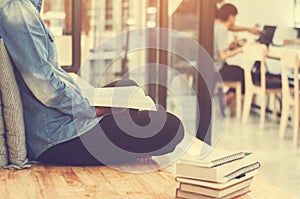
[{"x1": 68, "y1": 73, "x2": 157, "y2": 111}]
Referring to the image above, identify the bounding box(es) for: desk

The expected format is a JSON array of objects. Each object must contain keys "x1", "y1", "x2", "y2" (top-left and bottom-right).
[
  {"x1": 267, "y1": 47, "x2": 300, "y2": 85},
  {"x1": 267, "y1": 46, "x2": 300, "y2": 61}
]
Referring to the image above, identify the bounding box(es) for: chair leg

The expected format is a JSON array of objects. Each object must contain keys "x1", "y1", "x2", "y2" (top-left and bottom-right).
[
  {"x1": 236, "y1": 83, "x2": 242, "y2": 119},
  {"x1": 229, "y1": 100, "x2": 235, "y2": 117},
  {"x1": 260, "y1": 94, "x2": 266, "y2": 129},
  {"x1": 272, "y1": 93, "x2": 277, "y2": 122},
  {"x1": 242, "y1": 92, "x2": 253, "y2": 123},
  {"x1": 293, "y1": 103, "x2": 299, "y2": 146},
  {"x1": 293, "y1": 114, "x2": 299, "y2": 146},
  {"x1": 266, "y1": 94, "x2": 270, "y2": 111},
  {"x1": 279, "y1": 103, "x2": 289, "y2": 138}
]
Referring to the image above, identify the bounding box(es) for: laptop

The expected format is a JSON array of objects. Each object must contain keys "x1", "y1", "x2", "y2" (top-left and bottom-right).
[{"x1": 256, "y1": 25, "x2": 277, "y2": 46}]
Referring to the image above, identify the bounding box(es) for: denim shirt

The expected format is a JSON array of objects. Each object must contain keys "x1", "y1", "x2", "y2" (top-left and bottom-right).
[{"x1": 0, "y1": 0, "x2": 101, "y2": 160}]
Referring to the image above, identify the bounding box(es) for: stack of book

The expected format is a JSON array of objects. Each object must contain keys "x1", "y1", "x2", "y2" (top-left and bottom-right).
[{"x1": 175, "y1": 148, "x2": 261, "y2": 199}]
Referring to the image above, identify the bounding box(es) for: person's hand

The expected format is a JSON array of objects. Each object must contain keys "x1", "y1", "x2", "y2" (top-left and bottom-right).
[
  {"x1": 95, "y1": 106, "x2": 127, "y2": 117},
  {"x1": 247, "y1": 28, "x2": 262, "y2": 35},
  {"x1": 229, "y1": 41, "x2": 239, "y2": 50},
  {"x1": 229, "y1": 38, "x2": 247, "y2": 50},
  {"x1": 237, "y1": 38, "x2": 247, "y2": 47}
]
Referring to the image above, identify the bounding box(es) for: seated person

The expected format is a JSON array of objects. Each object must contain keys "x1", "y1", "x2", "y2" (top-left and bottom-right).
[
  {"x1": 214, "y1": 4, "x2": 245, "y2": 106},
  {"x1": 0, "y1": 0, "x2": 184, "y2": 166}
]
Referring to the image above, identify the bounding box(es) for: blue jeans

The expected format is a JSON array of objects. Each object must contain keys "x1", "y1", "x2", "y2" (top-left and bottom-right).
[{"x1": 37, "y1": 79, "x2": 184, "y2": 166}]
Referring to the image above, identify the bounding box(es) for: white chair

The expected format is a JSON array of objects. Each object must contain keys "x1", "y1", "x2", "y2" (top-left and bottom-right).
[
  {"x1": 279, "y1": 49, "x2": 300, "y2": 146},
  {"x1": 242, "y1": 43, "x2": 282, "y2": 128}
]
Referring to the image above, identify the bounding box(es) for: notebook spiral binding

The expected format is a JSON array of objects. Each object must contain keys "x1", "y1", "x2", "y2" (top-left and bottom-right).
[{"x1": 211, "y1": 152, "x2": 251, "y2": 168}]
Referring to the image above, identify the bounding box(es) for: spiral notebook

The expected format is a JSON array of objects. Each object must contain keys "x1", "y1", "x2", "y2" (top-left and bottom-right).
[{"x1": 179, "y1": 147, "x2": 252, "y2": 168}]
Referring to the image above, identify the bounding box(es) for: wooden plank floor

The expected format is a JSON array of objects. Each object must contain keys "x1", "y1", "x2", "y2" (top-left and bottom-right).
[
  {"x1": 0, "y1": 137, "x2": 297, "y2": 199},
  {"x1": 0, "y1": 161, "x2": 177, "y2": 199},
  {"x1": 1, "y1": 162, "x2": 297, "y2": 199}
]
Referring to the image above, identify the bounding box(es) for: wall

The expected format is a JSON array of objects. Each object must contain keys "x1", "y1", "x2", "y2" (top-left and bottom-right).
[{"x1": 226, "y1": 0, "x2": 297, "y2": 44}]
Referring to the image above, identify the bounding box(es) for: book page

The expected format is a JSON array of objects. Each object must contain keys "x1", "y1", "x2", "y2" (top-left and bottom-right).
[
  {"x1": 68, "y1": 73, "x2": 156, "y2": 111},
  {"x1": 92, "y1": 87, "x2": 157, "y2": 110}
]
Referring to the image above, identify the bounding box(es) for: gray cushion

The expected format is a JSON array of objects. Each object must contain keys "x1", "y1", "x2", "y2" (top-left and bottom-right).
[
  {"x1": 0, "y1": 38, "x2": 30, "y2": 169},
  {"x1": 0, "y1": 94, "x2": 8, "y2": 167}
]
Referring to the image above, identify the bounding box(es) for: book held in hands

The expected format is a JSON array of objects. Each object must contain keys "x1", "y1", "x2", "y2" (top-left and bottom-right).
[{"x1": 68, "y1": 73, "x2": 157, "y2": 111}]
